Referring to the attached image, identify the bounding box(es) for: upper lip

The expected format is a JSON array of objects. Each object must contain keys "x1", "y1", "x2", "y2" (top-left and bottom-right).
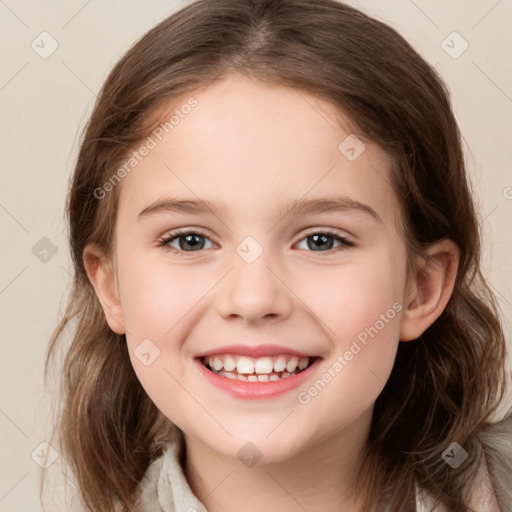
[{"x1": 195, "y1": 344, "x2": 317, "y2": 359}]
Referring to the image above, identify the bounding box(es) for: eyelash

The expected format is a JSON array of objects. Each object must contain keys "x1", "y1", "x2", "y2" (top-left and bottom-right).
[{"x1": 157, "y1": 228, "x2": 355, "y2": 255}]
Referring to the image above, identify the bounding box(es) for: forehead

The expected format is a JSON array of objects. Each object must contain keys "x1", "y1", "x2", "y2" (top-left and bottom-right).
[{"x1": 117, "y1": 74, "x2": 398, "y2": 226}]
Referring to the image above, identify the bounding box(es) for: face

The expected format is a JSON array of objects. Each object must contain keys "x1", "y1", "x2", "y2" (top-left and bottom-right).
[{"x1": 97, "y1": 74, "x2": 411, "y2": 463}]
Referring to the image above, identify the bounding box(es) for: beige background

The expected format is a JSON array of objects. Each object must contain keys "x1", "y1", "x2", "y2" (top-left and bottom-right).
[{"x1": 1, "y1": 0, "x2": 511, "y2": 509}]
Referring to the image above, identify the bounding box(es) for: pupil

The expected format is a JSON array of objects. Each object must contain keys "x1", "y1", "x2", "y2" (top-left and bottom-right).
[
  {"x1": 309, "y1": 234, "x2": 333, "y2": 251},
  {"x1": 181, "y1": 234, "x2": 203, "y2": 251}
]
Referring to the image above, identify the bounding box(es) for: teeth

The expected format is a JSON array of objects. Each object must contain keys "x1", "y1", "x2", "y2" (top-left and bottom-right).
[
  {"x1": 236, "y1": 356, "x2": 254, "y2": 374},
  {"x1": 223, "y1": 355, "x2": 236, "y2": 372},
  {"x1": 286, "y1": 357, "x2": 299, "y2": 373},
  {"x1": 254, "y1": 357, "x2": 273, "y2": 374},
  {"x1": 273, "y1": 356, "x2": 287, "y2": 372},
  {"x1": 203, "y1": 353, "x2": 313, "y2": 381},
  {"x1": 223, "y1": 369, "x2": 300, "y2": 381},
  {"x1": 298, "y1": 357, "x2": 309, "y2": 370}
]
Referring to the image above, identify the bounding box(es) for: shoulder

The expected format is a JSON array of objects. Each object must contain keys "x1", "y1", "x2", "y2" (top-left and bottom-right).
[
  {"x1": 416, "y1": 410, "x2": 512, "y2": 512},
  {"x1": 416, "y1": 457, "x2": 502, "y2": 512},
  {"x1": 478, "y1": 409, "x2": 512, "y2": 512},
  {"x1": 466, "y1": 452, "x2": 502, "y2": 512},
  {"x1": 132, "y1": 436, "x2": 208, "y2": 512},
  {"x1": 133, "y1": 454, "x2": 166, "y2": 512}
]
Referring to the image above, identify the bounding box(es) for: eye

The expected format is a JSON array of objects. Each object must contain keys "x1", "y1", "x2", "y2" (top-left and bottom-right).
[
  {"x1": 158, "y1": 229, "x2": 215, "y2": 252},
  {"x1": 296, "y1": 230, "x2": 354, "y2": 253},
  {"x1": 158, "y1": 228, "x2": 354, "y2": 255}
]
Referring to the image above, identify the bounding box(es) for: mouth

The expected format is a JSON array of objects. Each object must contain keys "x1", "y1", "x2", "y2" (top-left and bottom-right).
[
  {"x1": 194, "y1": 348, "x2": 321, "y2": 399},
  {"x1": 200, "y1": 354, "x2": 315, "y2": 382}
]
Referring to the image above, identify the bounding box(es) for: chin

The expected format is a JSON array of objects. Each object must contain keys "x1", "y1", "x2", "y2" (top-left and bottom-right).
[{"x1": 206, "y1": 432, "x2": 311, "y2": 466}]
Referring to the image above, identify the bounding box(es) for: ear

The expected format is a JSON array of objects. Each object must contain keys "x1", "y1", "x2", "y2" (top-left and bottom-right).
[
  {"x1": 399, "y1": 239, "x2": 460, "y2": 341},
  {"x1": 83, "y1": 243, "x2": 126, "y2": 335}
]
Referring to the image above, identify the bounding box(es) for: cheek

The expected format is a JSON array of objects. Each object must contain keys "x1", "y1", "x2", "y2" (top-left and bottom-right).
[
  {"x1": 301, "y1": 247, "x2": 406, "y2": 345},
  {"x1": 115, "y1": 256, "x2": 204, "y2": 421},
  {"x1": 117, "y1": 253, "x2": 206, "y2": 339},
  {"x1": 296, "y1": 247, "x2": 406, "y2": 406}
]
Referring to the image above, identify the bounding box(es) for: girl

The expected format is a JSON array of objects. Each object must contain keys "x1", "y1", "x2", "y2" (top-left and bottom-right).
[{"x1": 46, "y1": 0, "x2": 512, "y2": 511}]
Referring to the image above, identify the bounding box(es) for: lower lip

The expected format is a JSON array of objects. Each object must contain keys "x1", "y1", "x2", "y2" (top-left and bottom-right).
[{"x1": 195, "y1": 358, "x2": 320, "y2": 400}]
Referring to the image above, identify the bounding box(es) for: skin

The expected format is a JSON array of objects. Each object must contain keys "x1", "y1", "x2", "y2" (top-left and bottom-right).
[{"x1": 85, "y1": 73, "x2": 459, "y2": 511}]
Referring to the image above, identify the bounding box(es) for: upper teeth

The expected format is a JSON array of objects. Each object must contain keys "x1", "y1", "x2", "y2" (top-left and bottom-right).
[{"x1": 205, "y1": 355, "x2": 310, "y2": 375}]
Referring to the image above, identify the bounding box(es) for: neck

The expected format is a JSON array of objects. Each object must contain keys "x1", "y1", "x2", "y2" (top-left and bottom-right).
[{"x1": 183, "y1": 408, "x2": 373, "y2": 512}]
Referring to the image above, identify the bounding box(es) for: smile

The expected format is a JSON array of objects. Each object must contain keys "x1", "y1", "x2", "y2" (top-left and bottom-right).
[
  {"x1": 201, "y1": 354, "x2": 312, "y2": 381},
  {"x1": 195, "y1": 346, "x2": 321, "y2": 399}
]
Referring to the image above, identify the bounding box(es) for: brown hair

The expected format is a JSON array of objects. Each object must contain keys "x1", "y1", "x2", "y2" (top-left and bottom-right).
[{"x1": 45, "y1": 0, "x2": 508, "y2": 510}]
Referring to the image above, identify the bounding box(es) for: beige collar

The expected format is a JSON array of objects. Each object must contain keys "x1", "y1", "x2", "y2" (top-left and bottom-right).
[{"x1": 136, "y1": 440, "x2": 501, "y2": 512}]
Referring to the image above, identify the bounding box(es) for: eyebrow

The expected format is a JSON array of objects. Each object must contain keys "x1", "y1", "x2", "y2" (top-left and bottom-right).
[{"x1": 137, "y1": 196, "x2": 382, "y2": 223}]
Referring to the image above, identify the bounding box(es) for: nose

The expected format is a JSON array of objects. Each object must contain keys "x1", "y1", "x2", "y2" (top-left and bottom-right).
[{"x1": 216, "y1": 248, "x2": 294, "y2": 325}]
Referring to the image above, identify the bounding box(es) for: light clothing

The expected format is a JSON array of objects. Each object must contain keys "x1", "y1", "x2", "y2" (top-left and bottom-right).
[
  {"x1": 135, "y1": 424, "x2": 509, "y2": 512},
  {"x1": 134, "y1": 440, "x2": 207, "y2": 512}
]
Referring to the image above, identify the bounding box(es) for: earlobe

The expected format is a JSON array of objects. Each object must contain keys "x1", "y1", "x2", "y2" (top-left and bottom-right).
[
  {"x1": 83, "y1": 243, "x2": 126, "y2": 335},
  {"x1": 399, "y1": 239, "x2": 460, "y2": 342}
]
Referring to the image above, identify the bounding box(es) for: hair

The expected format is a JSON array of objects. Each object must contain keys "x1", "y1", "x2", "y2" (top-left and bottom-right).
[{"x1": 45, "y1": 0, "x2": 509, "y2": 511}]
